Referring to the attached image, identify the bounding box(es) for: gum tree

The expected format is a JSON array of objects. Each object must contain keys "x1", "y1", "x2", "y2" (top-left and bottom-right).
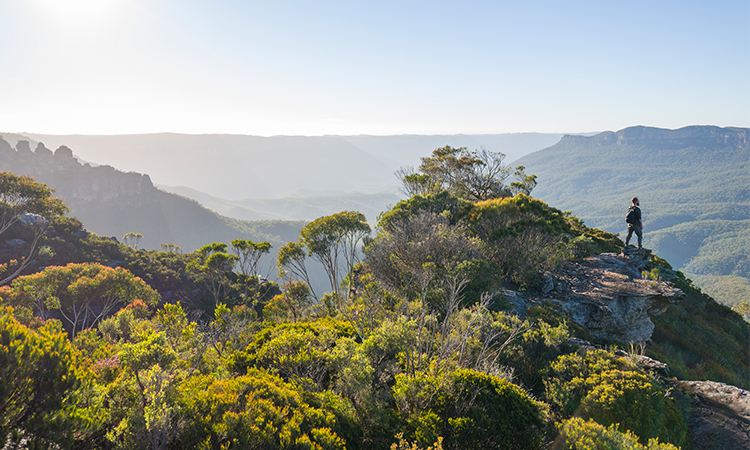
[
  {"x1": 299, "y1": 211, "x2": 370, "y2": 297},
  {"x1": 0, "y1": 172, "x2": 68, "y2": 285},
  {"x1": 0, "y1": 263, "x2": 160, "y2": 338}
]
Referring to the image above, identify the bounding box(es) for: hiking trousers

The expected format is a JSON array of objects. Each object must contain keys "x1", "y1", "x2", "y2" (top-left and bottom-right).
[{"x1": 626, "y1": 223, "x2": 642, "y2": 249}]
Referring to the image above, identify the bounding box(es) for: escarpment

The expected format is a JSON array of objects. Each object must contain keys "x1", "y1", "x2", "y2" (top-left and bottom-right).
[{"x1": 508, "y1": 248, "x2": 684, "y2": 343}]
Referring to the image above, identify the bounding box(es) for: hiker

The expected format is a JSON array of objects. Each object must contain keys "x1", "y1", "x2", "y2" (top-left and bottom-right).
[{"x1": 625, "y1": 197, "x2": 643, "y2": 249}]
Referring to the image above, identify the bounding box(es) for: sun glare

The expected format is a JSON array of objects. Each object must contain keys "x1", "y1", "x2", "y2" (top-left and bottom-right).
[{"x1": 30, "y1": 0, "x2": 123, "y2": 26}]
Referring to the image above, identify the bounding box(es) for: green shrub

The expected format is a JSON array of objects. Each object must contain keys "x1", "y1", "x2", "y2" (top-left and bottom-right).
[
  {"x1": 559, "y1": 417, "x2": 679, "y2": 450},
  {"x1": 545, "y1": 350, "x2": 686, "y2": 446},
  {"x1": 393, "y1": 368, "x2": 543, "y2": 450},
  {"x1": 178, "y1": 369, "x2": 349, "y2": 450}
]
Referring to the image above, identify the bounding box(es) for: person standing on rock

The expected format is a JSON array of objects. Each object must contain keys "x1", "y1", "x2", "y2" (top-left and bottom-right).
[{"x1": 625, "y1": 197, "x2": 643, "y2": 249}]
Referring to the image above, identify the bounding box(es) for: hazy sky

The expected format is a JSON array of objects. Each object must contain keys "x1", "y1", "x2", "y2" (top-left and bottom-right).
[{"x1": 1, "y1": 0, "x2": 748, "y2": 136}]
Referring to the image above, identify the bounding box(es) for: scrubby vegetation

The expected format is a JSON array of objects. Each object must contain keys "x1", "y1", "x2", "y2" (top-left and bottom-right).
[
  {"x1": 1, "y1": 158, "x2": 747, "y2": 449},
  {"x1": 514, "y1": 127, "x2": 749, "y2": 310}
]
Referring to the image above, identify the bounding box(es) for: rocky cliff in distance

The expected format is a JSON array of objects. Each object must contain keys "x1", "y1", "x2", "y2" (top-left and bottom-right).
[
  {"x1": 0, "y1": 137, "x2": 304, "y2": 251},
  {"x1": 515, "y1": 125, "x2": 750, "y2": 312},
  {"x1": 559, "y1": 125, "x2": 749, "y2": 148}
]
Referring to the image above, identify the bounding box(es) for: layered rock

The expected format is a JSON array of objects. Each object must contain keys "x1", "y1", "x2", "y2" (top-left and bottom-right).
[{"x1": 508, "y1": 249, "x2": 683, "y2": 343}]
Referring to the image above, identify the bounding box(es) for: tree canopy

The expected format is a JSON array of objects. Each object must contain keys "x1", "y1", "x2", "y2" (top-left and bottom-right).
[{"x1": 0, "y1": 171, "x2": 68, "y2": 285}]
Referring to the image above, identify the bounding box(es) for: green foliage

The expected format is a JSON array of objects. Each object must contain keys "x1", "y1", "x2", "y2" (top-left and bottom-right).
[
  {"x1": 559, "y1": 418, "x2": 679, "y2": 450},
  {"x1": 178, "y1": 369, "x2": 348, "y2": 450},
  {"x1": 228, "y1": 318, "x2": 355, "y2": 387},
  {"x1": 265, "y1": 280, "x2": 314, "y2": 322},
  {"x1": 299, "y1": 211, "x2": 371, "y2": 297},
  {"x1": 366, "y1": 210, "x2": 492, "y2": 305},
  {"x1": 0, "y1": 171, "x2": 68, "y2": 233},
  {"x1": 0, "y1": 172, "x2": 69, "y2": 285},
  {"x1": 378, "y1": 191, "x2": 474, "y2": 230},
  {"x1": 391, "y1": 433, "x2": 444, "y2": 450},
  {"x1": 37, "y1": 216, "x2": 210, "y2": 309},
  {"x1": 231, "y1": 238, "x2": 272, "y2": 277},
  {"x1": 509, "y1": 165, "x2": 538, "y2": 196},
  {"x1": 648, "y1": 279, "x2": 750, "y2": 389},
  {"x1": 501, "y1": 317, "x2": 573, "y2": 394},
  {"x1": 189, "y1": 242, "x2": 239, "y2": 307},
  {"x1": 0, "y1": 307, "x2": 79, "y2": 446},
  {"x1": 641, "y1": 268, "x2": 663, "y2": 281},
  {"x1": 684, "y1": 272, "x2": 750, "y2": 310},
  {"x1": 399, "y1": 146, "x2": 513, "y2": 201},
  {"x1": 564, "y1": 235, "x2": 599, "y2": 259},
  {"x1": 0, "y1": 262, "x2": 160, "y2": 338},
  {"x1": 122, "y1": 232, "x2": 143, "y2": 249},
  {"x1": 732, "y1": 301, "x2": 750, "y2": 322},
  {"x1": 468, "y1": 195, "x2": 575, "y2": 288},
  {"x1": 545, "y1": 350, "x2": 687, "y2": 446},
  {"x1": 393, "y1": 368, "x2": 544, "y2": 450}
]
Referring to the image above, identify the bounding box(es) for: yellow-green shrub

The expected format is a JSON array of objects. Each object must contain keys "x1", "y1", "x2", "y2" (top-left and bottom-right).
[
  {"x1": 559, "y1": 417, "x2": 679, "y2": 450},
  {"x1": 393, "y1": 368, "x2": 543, "y2": 450},
  {"x1": 545, "y1": 350, "x2": 686, "y2": 446}
]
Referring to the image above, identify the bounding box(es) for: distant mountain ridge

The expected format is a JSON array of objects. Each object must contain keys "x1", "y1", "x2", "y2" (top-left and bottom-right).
[
  {"x1": 0, "y1": 136, "x2": 304, "y2": 251},
  {"x1": 560, "y1": 125, "x2": 749, "y2": 147},
  {"x1": 15, "y1": 132, "x2": 570, "y2": 200},
  {"x1": 158, "y1": 184, "x2": 401, "y2": 222},
  {"x1": 516, "y1": 125, "x2": 749, "y2": 307}
]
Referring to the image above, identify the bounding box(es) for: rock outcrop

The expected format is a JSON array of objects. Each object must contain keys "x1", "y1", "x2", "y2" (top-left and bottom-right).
[
  {"x1": 508, "y1": 249, "x2": 683, "y2": 343},
  {"x1": 672, "y1": 380, "x2": 750, "y2": 450},
  {"x1": 569, "y1": 337, "x2": 750, "y2": 450}
]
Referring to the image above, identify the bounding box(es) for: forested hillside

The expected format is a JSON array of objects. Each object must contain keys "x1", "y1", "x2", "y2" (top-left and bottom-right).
[
  {"x1": 1, "y1": 145, "x2": 747, "y2": 449},
  {"x1": 0, "y1": 136, "x2": 305, "y2": 252},
  {"x1": 516, "y1": 125, "x2": 749, "y2": 308}
]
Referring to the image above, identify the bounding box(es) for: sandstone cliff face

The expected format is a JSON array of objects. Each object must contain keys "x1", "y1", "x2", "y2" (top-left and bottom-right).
[
  {"x1": 507, "y1": 249, "x2": 683, "y2": 343},
  {"x1": 559, "y1": 125, "x2": 749, "y2": 148},
  {"x1": 0, "y1": 139, "x2": 156, "y2": 209}
]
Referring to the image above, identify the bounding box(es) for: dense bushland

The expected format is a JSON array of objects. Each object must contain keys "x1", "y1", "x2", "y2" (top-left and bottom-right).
[{"x1": 1, "y1": 163, "x2": 746, "y2": 449}]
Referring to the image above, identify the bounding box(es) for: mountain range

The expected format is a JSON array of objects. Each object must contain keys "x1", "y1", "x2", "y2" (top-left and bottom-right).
[
  {"x1": 1, "y1": 125, "x2": 747, "y2": 309},
  {"x1": 12, "y1": 132, "x2": 569, "y2": 199},
  {"x1": 515, "y1": 125, "x2": 749, "y2": 307},
  {"x1": 0, "y1": 137, "x2": 304, "y2": 253}
]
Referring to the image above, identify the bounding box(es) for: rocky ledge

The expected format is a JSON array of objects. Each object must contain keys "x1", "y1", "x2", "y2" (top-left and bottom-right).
[
  {"x1": 569, "y1": 338, "x2": 750, "y2": 450},
  {"x1": 507, "y1": 248, "x2": 684, "y2": 343},
  {"x1": 674, "y1": 380, "x2": 750, "y2": 449}
]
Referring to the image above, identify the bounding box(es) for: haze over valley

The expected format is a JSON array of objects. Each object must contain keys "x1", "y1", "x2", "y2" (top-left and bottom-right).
[{"x1": 0, "y1": 1, "x2": 748, "y2": 449}]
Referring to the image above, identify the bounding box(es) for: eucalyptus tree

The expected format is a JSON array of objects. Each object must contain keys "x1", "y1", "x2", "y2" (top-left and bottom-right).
[
  {"x1": 0, "y1": 263, "x2": 160, "y2": 338},
  {"x1": 277, "y1": 241, "x2": 317, "y2": 300},
  {"x1": 0, "y1": 171, "x2": 68, "y2": 285},
  {"x1": 299, "y1": 211, "x2": 370, "y2": 297},
  {"x1": 231, "y1": 238, "x2": 272, "y2": 307},
  {"x1": 397, "y1": 146, "x2": 512, "y2": 202},
  {"x1": 189, "y1": 243, "x2": 239, "y2": 307}
]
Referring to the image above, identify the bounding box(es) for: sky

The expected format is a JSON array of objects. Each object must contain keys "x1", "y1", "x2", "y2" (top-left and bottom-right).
[{"x1": 0, "y1": 0, "x2": 748, "y2": 136}]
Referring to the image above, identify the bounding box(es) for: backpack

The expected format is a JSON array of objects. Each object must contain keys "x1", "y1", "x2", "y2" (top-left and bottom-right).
[{"x1": 626, "y1": 207, "x2": 638, "y2": 224}]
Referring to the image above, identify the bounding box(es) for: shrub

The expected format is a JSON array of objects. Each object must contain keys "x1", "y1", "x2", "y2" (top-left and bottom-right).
[
  {"x1": 559, "y1": 417, "x2": 679, "y2": 450},
  {"x1": 545, "y1": 350, "x2": 687, "y2": 446},
  {"x1": 393, "y1": 368, "x2": 543, "y2": 450},
  {"x1": 178, "y1": 370, "x2": 348, "y2": 450}
]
